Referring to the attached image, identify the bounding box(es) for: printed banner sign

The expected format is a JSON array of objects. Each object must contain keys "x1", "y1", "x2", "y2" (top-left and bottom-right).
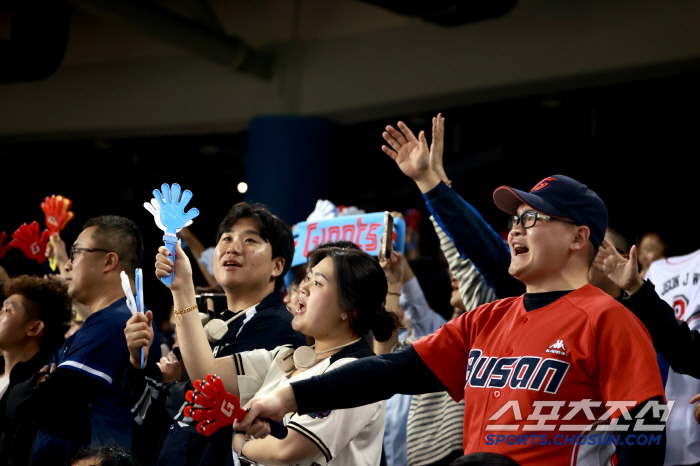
[{"x1": 292, "y1": 212, "x2": 406, "y2": 267}]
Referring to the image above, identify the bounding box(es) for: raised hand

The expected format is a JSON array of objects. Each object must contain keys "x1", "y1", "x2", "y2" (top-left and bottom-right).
[
  {"x1": 41, "y1": 195, "x2": 75, "y2": 234},
  {"x1": 124, "y1": 310, "x2": 154, "y2": 369},
  {"x1": 151, "y1": 183, "x2": 200, "y2": 235},
  {"x1": 380, "y1": 250, "x2": 404, "y2": 287},
  {"x1": 155, "y1": 241, "x2": 192, "y2": 292},
  {"x1": 10, "y1": 222, "x2": 51, "y2": 264},
  {"x1": 382, "y1": 122, "x2": 441, "y2": 192},
  {"x1": 0, "y1": 232, "x2": 12, "y2": 261},
  {"x1": 306, "y1": 199, "x2": 337, "y2": 222},
  {"x1": 592, "y1": 238, "x2": 644, "y2": 295},
  {"x1": 45, "y1": 233, "x2": 70, "y2": 272},
  {"x1": 144, "y1": 197, "x2": 193, "y2": 234},
  {"x1": 382, "y1": 121, "x2": 430, "y2": 179},
  {"x1": 429, "y1": 113, "x2": 451, "y2": 185}
]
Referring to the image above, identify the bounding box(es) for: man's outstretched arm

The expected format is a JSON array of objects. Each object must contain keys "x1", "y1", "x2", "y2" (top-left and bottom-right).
[{"x1": 234, "y1": 345, "x2": 446, "y2": 429}]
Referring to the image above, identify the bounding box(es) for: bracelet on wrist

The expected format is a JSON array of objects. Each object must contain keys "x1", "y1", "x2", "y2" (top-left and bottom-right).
[
  {"x1": 238, "y1": 438, "x2": 252, "y2": 458},
  {"x1": 173, "y1": 304, "x2": 198, "y2": 326},
  {"x1": 387, "y1": 291, "x2": 401, "y2": 297}
]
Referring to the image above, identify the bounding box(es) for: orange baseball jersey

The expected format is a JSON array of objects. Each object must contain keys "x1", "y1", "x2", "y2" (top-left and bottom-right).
[{"x1": 413, "y1": 284, "x2": 665, "y2": 465}]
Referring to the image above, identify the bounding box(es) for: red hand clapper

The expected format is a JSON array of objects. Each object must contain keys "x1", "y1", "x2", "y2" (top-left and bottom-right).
[
  {"x1": 184, "y1": 374, "x2": 287, "y2": 439},
  {"x1": 10, "y1": 222, "x2": 50, "y2": 264},
  {"x1": 41, "y1": 195, "x2": 75, "y2": 234}
]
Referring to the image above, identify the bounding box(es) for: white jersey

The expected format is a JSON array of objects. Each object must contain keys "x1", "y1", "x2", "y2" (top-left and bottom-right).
[
  {"x1": 233, "y1": 342, "x2": 385, "y2": 466},
  {"x1": 646, "y1": 249, "x2": 700, "y2": 466}
]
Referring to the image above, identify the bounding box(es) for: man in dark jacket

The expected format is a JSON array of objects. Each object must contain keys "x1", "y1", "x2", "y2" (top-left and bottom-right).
[
  {"x1": 124, "y1": 202, "x2": 305, "y2": 466},
  {"x1": 0, "y1": 275, "x2": 71, "y2": 466}
]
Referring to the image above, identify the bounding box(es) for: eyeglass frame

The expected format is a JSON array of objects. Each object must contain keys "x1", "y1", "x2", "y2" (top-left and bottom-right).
[
  {"x1": 508, "y1": 210, "x2": 578, "y2": 230},
  {"x1": 69, "y1": 247, "x2": 113, "y2": 263}
]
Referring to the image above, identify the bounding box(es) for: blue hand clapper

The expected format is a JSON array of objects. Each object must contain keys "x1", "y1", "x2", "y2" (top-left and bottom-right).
[{"x1": 150, "y1": 183, "x2": 200, "y2": 286}]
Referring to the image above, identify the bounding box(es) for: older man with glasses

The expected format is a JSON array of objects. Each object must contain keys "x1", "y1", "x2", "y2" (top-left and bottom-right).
[
  {"x1": 235, "y1": 167, "x2": 668, "y2": 466},
  {"x1": 13, "y1": 215, "x2": 161, "y2": 466}
]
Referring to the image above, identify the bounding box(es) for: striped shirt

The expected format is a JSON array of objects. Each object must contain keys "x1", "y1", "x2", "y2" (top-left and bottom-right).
[{"x1": 404, "y1": 220, "x2": 497, "y2": 466}]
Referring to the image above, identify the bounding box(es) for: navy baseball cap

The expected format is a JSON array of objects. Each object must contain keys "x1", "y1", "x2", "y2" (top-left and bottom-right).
[{"x1": 492, "y1": 175, "x2": 608, "y2": 250}]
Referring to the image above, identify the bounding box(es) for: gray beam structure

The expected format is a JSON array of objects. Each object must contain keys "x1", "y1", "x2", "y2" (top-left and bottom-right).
[{"x1": 68, "y1": 0, "x2": 273, "y2": 80}]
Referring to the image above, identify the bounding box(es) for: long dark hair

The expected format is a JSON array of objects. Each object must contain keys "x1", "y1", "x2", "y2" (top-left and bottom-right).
[{"x1": 307, "y1": 247, "x2": 399, "y2": 342}]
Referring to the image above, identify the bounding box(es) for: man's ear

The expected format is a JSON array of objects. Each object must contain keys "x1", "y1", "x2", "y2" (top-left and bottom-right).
[
  {"x1": 570, "y1": 226, "x2": 591, "y2": 253},
  {"x1": 103, "y1": 252, "x2": 120, "y2": 273},
  {"x1": 27, "y1": 320, "x2": 44, "y2": 338},
  {"x1": 271, "y1": 257, "x2": 285, "y2": 278}
]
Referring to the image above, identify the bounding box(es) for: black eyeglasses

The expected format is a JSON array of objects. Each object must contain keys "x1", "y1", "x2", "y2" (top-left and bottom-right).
[
  {"x1": 508, "y1": 211, "x2": 578, "y2": 230},
  {"x1": 69, "y1": 247, "x2": 112, "y2": 263}
]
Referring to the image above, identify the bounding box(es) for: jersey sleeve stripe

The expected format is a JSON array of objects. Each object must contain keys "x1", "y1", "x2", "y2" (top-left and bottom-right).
[
  {"x1": 58, "y1": 360, "x2": 113, "y2": 384},
  {"x1": 234, "y1": 353, "x2": 245, "y2": 376},
  {"x1": 686, "y1": 310, "x2": 700, "y2": 327},
  {"x1": 287, "y1": 421, "x2": 332, "y2": 462}
]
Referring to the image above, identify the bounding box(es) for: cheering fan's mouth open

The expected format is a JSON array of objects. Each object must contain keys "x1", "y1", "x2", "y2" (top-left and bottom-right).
[{"x1": 513, "y1": 243, "x2": 529, "y2": 256}]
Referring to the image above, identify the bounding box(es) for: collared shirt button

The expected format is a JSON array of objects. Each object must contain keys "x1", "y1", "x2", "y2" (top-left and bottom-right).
[
  {"x1": 505, "y1": 349, "x2": 513, "y2": 356},
  {"x1": 521, "y1": 317, "x2": 528, "y2": 323},
  {"x1": 494, "y1": 391, "x2": 501, "y2": 398}
]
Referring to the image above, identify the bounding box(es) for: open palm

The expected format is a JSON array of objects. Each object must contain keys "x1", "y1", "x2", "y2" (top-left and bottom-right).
[
  {"x1": 382, "y1": 121, "x2": 430, "y2": 182},
  {"x1": 593, "y1": 238, "x2": 643, "y2": 294}
]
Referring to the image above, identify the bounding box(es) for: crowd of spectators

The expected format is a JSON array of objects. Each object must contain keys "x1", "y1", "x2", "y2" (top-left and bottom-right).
[{"x1": 0, "y1": 114, "x2": 696, "y2": 466}]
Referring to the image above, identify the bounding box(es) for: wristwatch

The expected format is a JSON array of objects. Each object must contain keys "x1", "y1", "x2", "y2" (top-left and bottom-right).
[{"x1": 237, "y1": 438, "x2": 253, "y2": 464}]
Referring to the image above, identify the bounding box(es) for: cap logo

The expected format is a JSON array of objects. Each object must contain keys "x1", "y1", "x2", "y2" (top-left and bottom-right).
[{"x1": 531, "y1": 177, "x2": 556, "y2": 192}]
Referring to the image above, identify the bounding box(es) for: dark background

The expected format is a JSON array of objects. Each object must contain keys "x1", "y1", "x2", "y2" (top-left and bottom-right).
[{"x1": 3, "y1": 70, "x2": 698, "y2": 320}]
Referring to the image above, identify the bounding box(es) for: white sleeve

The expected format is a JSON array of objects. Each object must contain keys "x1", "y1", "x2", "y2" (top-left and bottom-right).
[
  {"x1": 235, "y1": 347, "x2": 283, "y2": 405},
  {"x1": 286, "y1": 358, "x2": 385, "y2": 463},
  {"x1": 400, "y1": 276, "x2": 445, "y2": 337}
]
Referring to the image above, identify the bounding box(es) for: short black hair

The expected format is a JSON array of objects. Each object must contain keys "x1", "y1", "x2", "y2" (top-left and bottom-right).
[
  {"x1": 71, "y1": 445, "x2": 140, "y2": 466},
  {"x1": 3, "y1": 275, "x2": 71, "y2": 354},
  {"x1": 215, "y1": 203, "x2": 293, "y2": 289},
  {"x1": 83, "y1": 216, "x2": 143, "y2": 276},
  {"x1": 307, "y1": 246, "x2": 399, "y2": 341},
  {"x1": 316, "y1": 240, "x2": 361, "y2": 251}
]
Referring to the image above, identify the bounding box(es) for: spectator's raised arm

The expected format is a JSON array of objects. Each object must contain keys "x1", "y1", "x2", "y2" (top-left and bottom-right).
[{"x1": 155, "y1": 241, "x2": 240, "y2": 395}]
